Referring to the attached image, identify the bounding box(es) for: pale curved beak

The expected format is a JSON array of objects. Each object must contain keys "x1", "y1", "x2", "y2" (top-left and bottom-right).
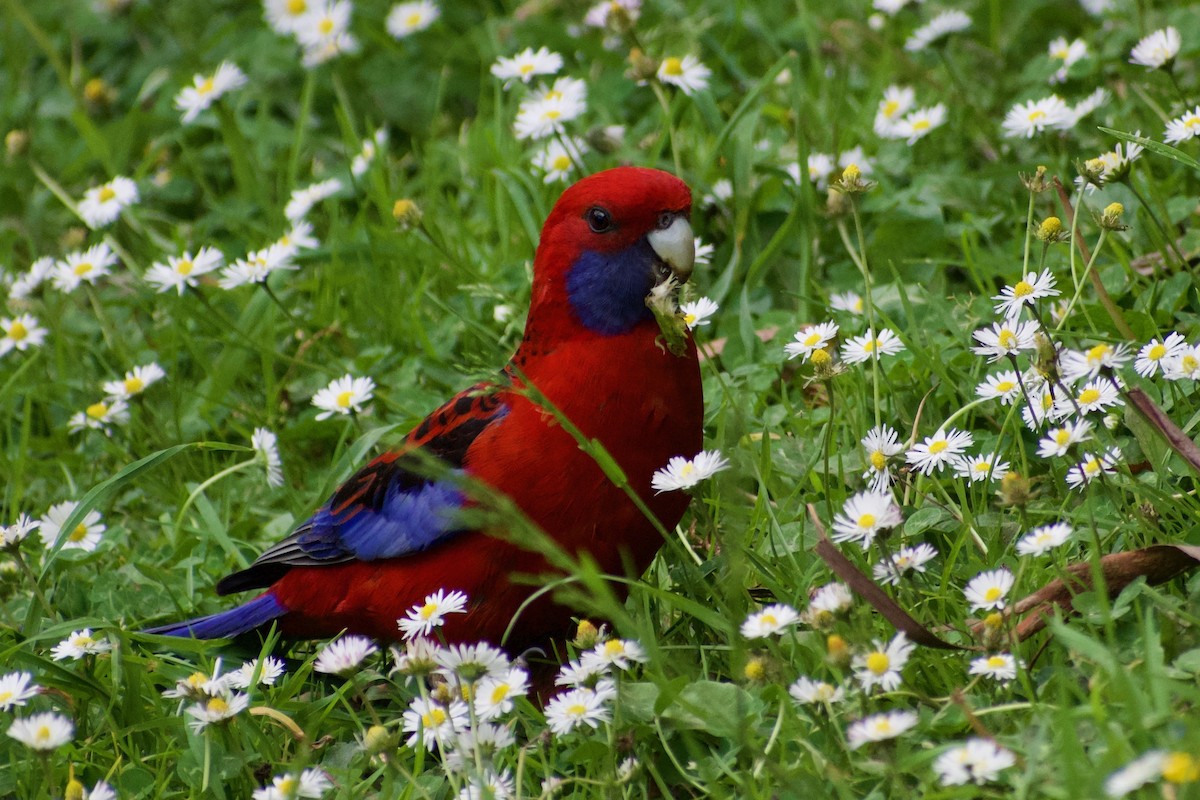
[{"x1": 647, "y1": 215, "x2": 694, "y2": 282}]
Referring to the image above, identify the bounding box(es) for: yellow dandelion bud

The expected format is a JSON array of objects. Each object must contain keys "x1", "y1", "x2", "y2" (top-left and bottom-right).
[
  {"x1": 1163, "y1": 752, "x2": 1200, "y2": 784},
  {"x1": 826, "y1": 633, "x2": 850, "y2": 666},
  {"x1": 983, "y1": 612, "x2": 1004, "y2": 630},
  {"x1": 573, "y1": 619, "x2": 600, "y2": 650},
  {"x1": 1099, "y1": 201, "x2": 1127, "y2": 231},
  {"x1": 743, "y1": 656, "x2": 767, "y2": 682},
  {"x1": 391, "y1": 198, "x2": 422, "y2": 229},
  {"x1": 1038, "y1": 216, "x2": 1063, "y2": 238},
  {"x1": 842, "y1": 164, "x2": 860, "y2": 182}
]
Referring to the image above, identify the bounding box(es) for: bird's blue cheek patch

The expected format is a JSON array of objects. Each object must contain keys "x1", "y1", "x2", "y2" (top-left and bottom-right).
[{"x1": 566, "y1": 243, "x2": 656, "y2": 335}]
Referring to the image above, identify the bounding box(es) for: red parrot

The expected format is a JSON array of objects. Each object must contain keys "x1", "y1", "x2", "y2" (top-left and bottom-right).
[{"x1": 151, "y1": 166, "x2": 704, "y2": 651}]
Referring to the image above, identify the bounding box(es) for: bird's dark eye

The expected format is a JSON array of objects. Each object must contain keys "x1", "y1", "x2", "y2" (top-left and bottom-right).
[
  {"x1": 585, "y1": 206, "x2": 614, "y2": 233},
  {"x1": 656, "y1": 211, "x2": 675, "y2": 230}
]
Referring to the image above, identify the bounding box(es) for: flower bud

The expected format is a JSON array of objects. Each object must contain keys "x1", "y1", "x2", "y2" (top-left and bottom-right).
[{"x1": 392, "y1": 198, "x2": 422, "y2": 229}]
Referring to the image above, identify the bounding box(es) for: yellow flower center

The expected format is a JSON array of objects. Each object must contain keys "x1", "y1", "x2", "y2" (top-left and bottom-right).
[
  {"x1": 680, "y1": 462, "x2": 696, "y2": 478},
  {"x1": 74, "y1": 261, "x2": 94, "y2": 277},
  {"x1": 603, "y1": 640, "x2": 624, "y2": 656},
  {"x1": 803, "y1": 332, "x2": 821, "y2": 346},
  {"x1": 984, "y1": 612, "x2": 1003, "y2": 629},
  {"x1": 869, "y1": 450, "x2": 887, "y2": 471},
  {"x1": 124, "y1": 376, "x2": 145, "y2": 394},
  {"x1": 1078, "y1": 388, "x2": 1100, "y2": 405},
  {"x1": 278, "y1": 778, "x2": 297, "y2": 793},
  {"x1": 662, "y1": 57, "x2": 684, "y2": 76},
  {"x1": 863, "y1": 339, "x2": 878, "y2": 353},
  {"x1": 519, "y1": 63, "x2": 535, "y2": 74},
  {"x1": 1163, "y1": 753, "x2": 1200, "y2": 784},
  {"x1": 419, "y1": 601, "x2": 438, "y2": 619},
  {"x1": 1186, "y1": 116, "x2": 1200, "y2": 130},
  {"x1": 1041, "y1": 393, "x2": 1054, "y2": 411},
  {"x1": 857, "y1": 513, "x2": 876, "y2": 529},
  {"x1": 0, "y1": 691, "x2": 11, "y2": 704},
  {"x1": 186, "y1": 672, "x2": 208, "y2": 687},
  {"x1": 421, "y1": 708, "x2": 447, "y2": 727},
  {"x1": 883, "y1": 100, "x2": 899, "y2": 117},
  {"x1": 911, "y1": 118, "x2": 931, "y2": 131},
  {"x1": 987, "y1": 655, "x2": 1007, "y2": 668},
  {"x1": 1086, "y1": 343, "x2": 1110, "y2": 363},
  {"x1": 318, "y1": 17, "x2": 334, "y2": 34},
  {"x1": 865, "y1": 652, "x2": 890, "y2": 675},
  {"x1": 490, "y1": 684, "x2": 510, "y2": 704},
  {"x1": 207, "y1": 697, "x2": 229, "y2": 715},
  {"x1": 1028, "y1": 110, "x2": 1046, "y2": 123},
  {"x1": 759, "y1": 613, "x2": 777, "y2": 627},
  {"x1": 998, "y1": 330, "x2": 1017, "y2": 349},
  {"x1": 995, "y1": 380, "x2": 1015, "y2": 393},
  {"x1": 566, "y1": 702, "x2": 587, "y2": 717},
  {"x1": 198, "y1": 78, "x2": 215, "y2": 95},
  {"x1": 177, "y1": 259, "x2": 194, "y2": 275},
  {"x1": 98, "y1": 186, "x2": 116, "y2": 202},
  {"x1": 287, "y1": 0, "x2": 306, "y2": 14},
  {"x1": 406, "y1": 12, "x2": 423, "y2": 27},
  {"x1": 551, "y1": 154, "x2": 571, "y2": 171},
  {"x1": 1053, "y1": 430, "x2": 1070, "y2": 445},
  {"x1": 973, "y1": 461, "x2": 990, "y2": 474},
  {"x1": 335, "y1": 390, "x2": 354, "y2": 408},
  {"x1": 873, "y1": 720, "x2": 893, "y2": 734},
  {"x1": 86, "y1": 402, "x2": 109, "y2": 420},
  {"x1": 68, "y1": 523, "x2": 90, "y2": 543},
  {"x1": 543, "y1": 109, "x2": 562, "y2": 121},
  {"x1": 684, "y1": 313, "x2": 697, "y2": 325},
  {"x1": 928, "y1": 440, "x2": 948, "y2": 454},
  {"x1": 8, "y1": 321, "x2": 27, "y2": 341},
  {"x1": 810, "y1": 349, "x2": 832, "y2": 366},
  {"x1": 984, "y1": 587, "x2": 1003, "y2": 602},
  {"x1": 1148, "y1": 343, "x2": 1166, "y2": 360},
  {"x1": 36, "y1": 725, "x2": 51, "y2": 742},
  {"x1": 1083, "y1": 458, "x2": 1101, "y2": 475},
  {"x1": 1012, "y1": 280, "x2": 1033, "y2": 298}
]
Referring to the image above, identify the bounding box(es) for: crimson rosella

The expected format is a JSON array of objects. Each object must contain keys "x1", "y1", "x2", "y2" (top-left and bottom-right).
[{"x1": 151, "y1": 166, "x2": 704, "y2": 650}]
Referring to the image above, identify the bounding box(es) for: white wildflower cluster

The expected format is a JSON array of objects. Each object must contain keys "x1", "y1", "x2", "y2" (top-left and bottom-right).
[
  {"x1": 790, "y1": 147, "x2": 876, "y2": 191},
  {"x1": 874, "y1": 85, "x2": 947, "y2": 144}
]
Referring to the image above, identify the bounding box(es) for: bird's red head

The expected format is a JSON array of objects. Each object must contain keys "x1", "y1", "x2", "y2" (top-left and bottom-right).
[{"x1": 526, "y1": 167, "x2": 694, "y2": 341}]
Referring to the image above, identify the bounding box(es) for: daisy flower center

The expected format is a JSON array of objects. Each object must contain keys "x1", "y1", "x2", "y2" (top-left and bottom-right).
[
  {"x1": 542, "y1": 109, "x2": 562, "y2": 121},
  {"x1": 928, "y1": 440, "x2": 948, "y2": 455},
  {"x1": 1162, "y1": 753, "x2": 1199, "y2": 784},
  {"x1": 36, "y1": 725, "x2": 51, "y2": 742},
  {"x1": 177, "y1": 259, "x2": 194, "y2": 275},
  {"x1": 760, "y1": 613, "x2": 777, "y2": 627},
  {"x1": 406, "y1": 12, "x2": 423, "y2": 27},
  {"x1": 187, "y1": 672, "x2": 208, "y2": 687},
  {"x1": 335, "y1": 390, "x2": 354, "y2": 408},
  {"x1": 419, "y1": 601, "x2": 438, "y2": 619},
  {"x1": 984, "y1": 587, "x2": 1003, "y2": 602},
  {"x1": 1183, "y1": 355, "x2": 1199, "y2": 372},
  {"x1": 603, "y1": 640, "x2": 624, "y2": 657},
  {"x1": 198, "y1": 78, "x2": 215, "y2": 95},
  {"x1": 857, "y1": 513, "x2": 877, "y2": 529},
  {"x1": 0, "y1": 691, "x2": 11, "y2": 704},
  {"x1": 987, "y1": 655, "x2": 1007, "y2": 668},
  {"x1": 803, "y1": 332, "x2": 821, "y2": 346},
  {"x1": 207, "y1": 697, "x2": 229, "y2": 715},
  {"x1": 565, "y1": 703, "x2": 587, "y2": 718},
  {"x1": 662, "y1": 57, "x2": 684, "y2": 76},
  {"x1": 1083, "y1": 459, "x2": 1100, "y2": 475},
  {"x1": 318, "y1": 17, "x2": 334, "y2": 34},
  {"x1": 74, "y1": 261, "x2": 94, "y2": 277},
  {"x1": 1086, "y1": 343, "x2": 1110, "y2": 363},
  {"x1": 865, "y1": 652, "x2": 890, "y2": 674},
  {"x1": 86, "y1": 402, "x2": 109, "y2": 420},
  {"x1": 124, "y1": 376, "x2": 145, "y2": 394},
  {"x1": 422, "y1": 708, "x2": 447, "y2": 727},
  {"x1": 811, "y1": 349, "x2": 831, "y2": 366},
  {"x1": 1012, "y1": 280, "x2": 1034, "y2": 297},
  {"x1": 1036, "y1": 532, "x2": 1053, "y2": 545},
  {"x1": 519, "y1": 63, "x2": 535, "y2": 75},
  {"x1": 996, "y1": 380, "x2": 1015, "y2": 392},
  {"x1": 1027, "y1": 110, "x2": 1046, "y2": 123},
  {"x1": 883, "y1": 100, "x2": 900, "y2": 117},
  {"x1": 8, "y1": 321, "x2": 27, "y2": 341},
  {"x1": 873, "y1": 720, "x2": 893, "y2": 734},
  {"x1": 551, "y1": 154, "x2": 571, "y2": 171},
  {"x1": 973, "y1": 461, "x2": 990, "y2": 473},
  {"x1": 287, "y1": 0, "x2": 306, "y2": 14},
  {"x1": 490, "y1": 684, "x2": 510, "y2": 703},
  {"x1": 684, "y1": 313, "x2": 697, "y2": 325},
  {"x1": 1148, "y1": 343, "x2": 1166, "y2": 360},
  {"x1": 68, "y1": 523, "x2": 90, "y2": 542},
  {"x1": 99, "y1": 186, "x2": 116, "y2": 202},
  {"x1": 1054, "y1": 430, "x2": 1070, "y2": 445},
  {"x1": 679, "y1": 463, "x2": 696, "y2": 478},
  {"x1": 278, "y1": 778, "x2": 298, "y2": 793},
  {"x1": 997, "y1": 330, "x2": 1017, "y2": 349},
  {"x1": 1078, "y1": 388, "x2": 1100, "y2": 405},
  {"x1": 869, "y1": 450, "x2": 887, "y2": 471},
  {"x1": 910, "y1": 118, "x2": 931, "y2": 131}
]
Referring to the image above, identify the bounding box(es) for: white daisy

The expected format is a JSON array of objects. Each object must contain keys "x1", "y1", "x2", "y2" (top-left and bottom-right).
[
  {"x1": 852, "y1": 632, "x2": 914, "y2": 692},
  {"x1": 585, "y1": 638, "x2": 649, "y2": 671},
  {"x1": 993, "y1": 269, "x2": 1058, "y2": 319},
  {"x1": 531, "y1": 136, "x2": 586, "y2": 184},
  {"x1": 53, "y1": 243, "x2": 118, "y2": 292},
  {"x1": 831, "y1": 490, "x2": 903, "y2": 548},
  {"x1": 802, "y1": 152, "x2": 836, "y2": 189},
  {"x1": 1066, "y1": 446, "x2": 1122, "y2": 489},
  {"x1": 740, "y1": 603, "x2": 800, "y2": 639},
  {"x1": 1129, "y1": 26, "x2": 1181, "y2": 70},
  {"x1": 386, "y1": 0, "x2": 439, "y2": 38},
  {"x1": 788, "y1": 676, "x2": 845, "y2": 705},
  {"x1": 680, "y1": 297, "x2": 718, "y2": 329},
  {"x1": 829, "y1": 291, "x2": 864, "y2": 315},
  {"x1": 398, "y1": 588, "x2": 469, "y2": 639},
  {"x1": 952, "y1": 451, "x2": 1010, "y2": 483},
  {"x1": 861, "y1": 424, "x2": 904, "y2": 491},
  {"x1": 314, "y1": 635, "x2": 378, "y2": 675},
  {"x1": 583, "y1": 0, "x2": 641, "y2": 27},
  {"x1": 263, "y1": 0, "x2": 313, "y2": 35},
  {"x1": 350, "y1": 128, "x2": 388, "y2": 178},
  {"x1": 312, "y1": 374, "x2": 375, "y2": 420},
  {"x1": 218, "y1": 244, "x2": 297, "y2": 289},
  {"x1": 78, "y1": 176, "x2": 138, "y2": 229},
  {"x1": 284, "y1": 178, "x2": 343, "y2": 221},
  {"x1": 892, "y1": 104, "x2": 947, "y2": 144},
  {"x1": 253, "y1": 768, "x2": 332, "y2": 800},
  {"x1": 694, "y1": 238, "x2": 715, "y2": 266},
  {"x1": 1134, "y1": 333, "x2": 1187, "y2": 377},
  {"x1": 444, "y1": 726, "x2": 517, "y2": 772},
  {"x1": 185, "y1": 690, "x2": 250, "y2": 733},
  {"x1": 1048, "y1": 37, "x2": 1088, "y2": 83},
  {"x1": 847, "y1": 710, "x2": 918, "y2": 748},
  {"x1": 656, "y1": 54, "x2": 711, "y2": 95},
  {"x1": 1070, "y1": 87, "x2": 1108, "y2": 125},
  {"x1": 145, "y1": 247, "x2": 224, "y2": 294},
  {"x1": 68, "y1": 398, "x2": 130, "y2": 435},
  {"x1": 40, "y1": 502, "x2": 105, "y2": 552},
  {"x1": 0, "y1": 314, "x2": 48, "y2": 358},
  {"x1": 872, "y1": 543, "x2": 937, "y2": 585},
  {"x1": 806, "y1": 582, "x2": 853, "y2": 625},
  {"x1": 905, "y1": 10, "x2": 971, "y2": 52},
  {"x1": 402, "y1": 696, "x2": 469, "y2": 750},
  {"x1": 544, "y1": 685, "x2": 612, "y2": 735},
  {"x1": 51, "y1": 628, "x2": 112, "y2": 660},
  {"x1": 975, "y1": 370, "x2": 1024, "y2": 404},
  {"x1": 277, "y1": 220, "x2": 320, "y2": 253},
  {"x1": 175, "y1": 61, "x2": 248, "y2": 124},
  {"x1": 971, "y1": 319, "x2": 1037, "y2": 361},
  {"x1": 224, "y1": 656, "x2": 286, "y2": 690},
  {"x1": 9, "y1": 256, "x2": 55, "y2": 300},
  {"x1": 968, "y1": 652, "x2": 1019, "y2": 683},
  {"x1": 390, "y1": 637, "x2": 444, "y2": 677},
  {"x1": 491, "y1": 46, "x2": 563, "y2": 86},
  {"x1": 935, "y1": 738, "x2": 1017, "y2": 785},
  {"x1": 1163, "y1": 343, "x2": 1200, "y2": 380},
  {"x1": 873, "y1": 85, "x2": 915, "y2": 137},
  {"x1": 1037, "y1": 419, "x2": 1092, "y2": 458},
  {"x1": 906, "y1": 428, "x2": 974, "y2": 475},
  {"x1": 1016, "y1": 522, "x2": 1072, "y2": 556},
  {"x1": 841, "y1": 328, "x2": 905, "y2": 364},
  {"x1": 1164, "y1": 106, "x2": 1200, "y2": 145},
  {"x1": 7, "y1": 712, "x2": 74, "y2": 751},
  {"x1": 784, "y1": 321, "x2": 839, "y2": 361},
  {"x1": 963, "y1": 568, "x2": 1015, "y2": 611},
  {"x1": 514, "y1": 77, "x2": 587, "y2": 140},
  {"x1": 1065, "y1": 379, "x2": 1123, "y2": 415},
  {"x1": 475, "y1": 666, "x2": 530, "y2": 719},
  {"x1": 435, "y1": 642, "x2": 510, "y2": 683},
  {"x1": 1, "y1": 513, "x2": 39, "y2": 547},
  {"x1": 0, "y1": 672, "x2": 39, "y2": 711},
  {"x1": 103, "y1": 362, "x2": 166, "y2": 400},
  {"x1": 296, "y1": 0, "x2": 359, "y2": 67},
  {"x1": 1001, "y1": 95, "x2": 1074, "y2": 138},
  {"x1": 650, "y1": 449, "x2": 730, "y2": 493},
  {"x1": 252, "y1": 427, "x2": 285, "y2": 488}
]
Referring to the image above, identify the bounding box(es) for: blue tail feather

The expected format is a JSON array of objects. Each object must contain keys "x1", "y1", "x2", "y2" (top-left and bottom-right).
[{"x1": 146, "y1": 593, "x2": 287, "y2": 639}]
